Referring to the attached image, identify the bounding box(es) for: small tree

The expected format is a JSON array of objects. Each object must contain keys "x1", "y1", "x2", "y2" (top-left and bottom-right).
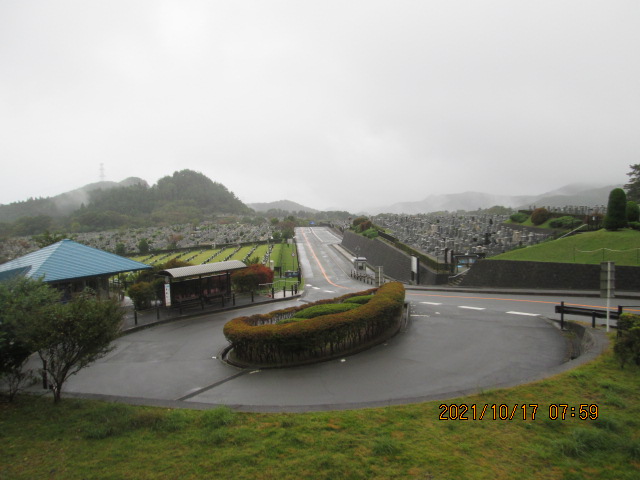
[
  {"x1": 530, "y1": 208, "x2": 551, "y2": 226},
  {"x1": 352, "y1": 216, "x2": 368, "y2": 229},
  {"x1": 114, "y1": 242, "x2": 126, "y2": 256},
  {"x1": 0, "y1": 277, "x2": 60, "y2": 401},
  {"x1": 604, "y1": 188, "x2": 628, "y2": 231},
  {"x1": 231, "y1": 264, "x2": 274, "y2": 292},
  {"x1": 27, "y1": 290, "x2": 124, "y2": 402},
  {"x1": 358, "y1": 220, "x2": 372, "y2": 232},
  {"x1": 138, "y1": 238, "x2": 150, "y2": 254},
  {"x1": 127, "y1": 281, "x2": 157, "y2": 310}
]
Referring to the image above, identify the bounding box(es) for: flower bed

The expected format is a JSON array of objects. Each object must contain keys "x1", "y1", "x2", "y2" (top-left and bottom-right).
[{"x1": 223, "y1": 282, "x2": 406, "y2": 367}]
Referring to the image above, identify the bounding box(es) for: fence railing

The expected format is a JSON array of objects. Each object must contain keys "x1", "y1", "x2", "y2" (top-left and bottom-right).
[{"x1": 573, "y1": 248, "x2": 640, "y2": 264}]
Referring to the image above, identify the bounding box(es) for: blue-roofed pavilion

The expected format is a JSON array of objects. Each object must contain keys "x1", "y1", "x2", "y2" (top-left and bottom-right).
[{"x1": 0, "y1": 239, "x2": 151, "y2": 298}]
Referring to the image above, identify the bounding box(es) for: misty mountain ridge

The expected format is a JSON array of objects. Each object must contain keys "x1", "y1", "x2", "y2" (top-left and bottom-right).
[
  {"x1": 51, "y1": 177, "x2": 149, "y2": 215},
  {"x1": 248, "y1": 200, "x2": 318, "y2": 213},
  {"x1": 1, "y1": 175, "x2": 622, "y2": 224},
  {"x1": 0, "y1": 170, "x2": 255, "y2": 233},
  {"x1": 365, "y1": 183, "x2": 621, "y2": 215},
  {"x1": 0, "y1": 177, "x2": 149, "y2": 223}
]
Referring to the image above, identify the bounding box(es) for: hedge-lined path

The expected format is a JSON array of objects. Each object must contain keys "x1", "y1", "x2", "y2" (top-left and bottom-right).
[{"x1": 29, "y1": 227, "x2": 580, "y2": 412}]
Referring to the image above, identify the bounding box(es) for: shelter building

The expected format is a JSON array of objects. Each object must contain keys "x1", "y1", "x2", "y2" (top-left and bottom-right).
[
  {"x1": 157, "y1": 260, "x2": 246, "y2": 307},
  {"x1": 0, "y1": 239, "x2": 151, "y2": 300}
]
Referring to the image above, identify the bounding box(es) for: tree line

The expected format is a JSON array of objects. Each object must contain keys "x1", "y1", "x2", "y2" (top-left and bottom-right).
[{"x1": 0, "y1": 170, "x2": 251, "y2": 237}]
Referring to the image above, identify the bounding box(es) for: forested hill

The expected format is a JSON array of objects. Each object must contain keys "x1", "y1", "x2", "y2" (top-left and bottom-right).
[{"x1": 0, "y1": 170, "x2": 251, "y2": 235}]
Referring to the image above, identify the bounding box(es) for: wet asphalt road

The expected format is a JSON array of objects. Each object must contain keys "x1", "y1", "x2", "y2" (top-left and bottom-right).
[{"x1": 50, "y1": 227, "x2": 603, "y2": 412}]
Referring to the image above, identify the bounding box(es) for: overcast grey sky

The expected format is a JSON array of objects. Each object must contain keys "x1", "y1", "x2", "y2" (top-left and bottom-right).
[{"x1": 1, "y1": 1, "x2": 638, "y2": 212}]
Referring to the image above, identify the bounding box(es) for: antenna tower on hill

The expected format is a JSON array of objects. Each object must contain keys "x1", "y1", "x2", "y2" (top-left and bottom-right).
[{"x1": 99, "y1": 163, "x2": 105, "y2": 182}]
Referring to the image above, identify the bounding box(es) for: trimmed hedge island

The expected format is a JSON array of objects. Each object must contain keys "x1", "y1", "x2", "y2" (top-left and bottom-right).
[{"x1": 223, "y1": 282, "x2": 406, "y2": 367}]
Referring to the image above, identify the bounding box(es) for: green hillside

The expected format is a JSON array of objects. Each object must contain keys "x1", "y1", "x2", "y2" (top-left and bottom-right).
[
  {"x1": 491, "y1": 229, "x2": 640, "y2": 265},
  {"x1": 0, "y1": 169, "x2": 250, "y2": 236}
]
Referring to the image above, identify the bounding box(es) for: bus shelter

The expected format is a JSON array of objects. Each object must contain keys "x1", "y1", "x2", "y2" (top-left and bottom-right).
[{"x1": 158, "y1": 260, "x2": 246, "y2": 307}]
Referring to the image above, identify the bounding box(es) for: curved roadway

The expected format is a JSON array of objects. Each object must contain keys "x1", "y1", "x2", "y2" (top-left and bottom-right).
[{"x1": 56, "y1": 227, "x2": 600, "y2": 412}]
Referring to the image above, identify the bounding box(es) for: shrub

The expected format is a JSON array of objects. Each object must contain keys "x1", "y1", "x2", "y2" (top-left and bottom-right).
[
  {"x1": 628, "y1": 221, "x2": 640, "y2": 231},
  {"x1": 352, "y1": 216, "x2": 368, "y2": 228},
  {"x1": 531, "y1": 208, "x2": 551, "y2": 226},
  {"x1": 224, "y1": 283, "x2": 405, "y2": 366},
  {"x1": 614, "y1": 313, "x2": 640, "y2": 368},
  {"x1": 343, "y1": 295, "x2": 373, "y2": 305},
  {"x1": 231, "y1": 264, "x2": 274, "y2": 292},
  {"x1": 276, "y1": 318, "x2": 304, "y2": 325},
  {"x1": 549, "y1": 216, "x2": 583, "y2": 229},
  {"x1": 362, "y1": 227, "x2": 379, "y2": 239},
  {"x1": 127, "y1": 281, "x2": 156, "y2": 309},
  {"x1": 359, "y1": 220, "x2": 372, "y2": 231},
  {"x1": 293, "y1": 303, "x2": 360, "y2": 319},
  {"x1": 509, "y1": 212, "x2": 528, "y2": 223}
]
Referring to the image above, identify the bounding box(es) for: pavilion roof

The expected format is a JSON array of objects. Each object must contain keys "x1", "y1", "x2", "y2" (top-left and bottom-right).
[
  {"x1": 0, "y1": 239, "x2": 151, "y2": 283},
  {"x1": 158, "y1": 260, "x2": 247, "y2": 279}
]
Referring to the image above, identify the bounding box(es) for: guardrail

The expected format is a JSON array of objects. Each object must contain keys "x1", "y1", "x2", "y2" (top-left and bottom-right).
[{"x1": 554, "y1": 302, "x2": 640, "y2": 329}]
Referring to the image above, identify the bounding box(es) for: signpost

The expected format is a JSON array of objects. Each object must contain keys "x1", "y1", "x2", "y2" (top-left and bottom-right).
[
  {"x1": 600, "y1": 262, "x2": 615, "y2": 332},
  {"x1": 164, "y1": 283, "x2": 172, "y2": 307},
  {"x1": 376, "y1": 266, "x2": 384, "y2": 286}
]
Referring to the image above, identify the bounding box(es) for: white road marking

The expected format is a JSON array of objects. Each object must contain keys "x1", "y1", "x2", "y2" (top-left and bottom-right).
[
  {"x1": 459, "y1": 306, "x2": 485, "y2": 311},
  {"x1": 411, "y1": 314, "x2": 431, "y2": 318},
  {"x1": 420, "y1": 302, "x2": 442, "y2": 305},
  {"x1": 507, "y1": 311, "x2": 539, "y2": 316}
]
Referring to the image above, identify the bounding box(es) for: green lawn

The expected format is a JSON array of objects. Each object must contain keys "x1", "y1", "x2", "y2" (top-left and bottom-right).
[
  {"x1": 2, "y1": 338, "x2": 639, "y2": 479},
  {"x1": 273, "y1": 242, "x2": 299, "y2": 273},
  {"x1": 491, "y1": 229, "x2": 640, "y2": 265}
]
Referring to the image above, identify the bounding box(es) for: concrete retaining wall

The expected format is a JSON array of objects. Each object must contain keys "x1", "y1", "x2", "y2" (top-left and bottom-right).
[
  {"x1": 341, "y1": 231, "x2": 449, "y2": 285},
  {"x1": 460, "y1": 259, "x2": 640, "y2": 291}
]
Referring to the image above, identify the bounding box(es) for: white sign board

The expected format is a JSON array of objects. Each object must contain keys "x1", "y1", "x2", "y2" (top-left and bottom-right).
[{"x1": 164, "y1": 283, "x2": 172, "y2": 307}]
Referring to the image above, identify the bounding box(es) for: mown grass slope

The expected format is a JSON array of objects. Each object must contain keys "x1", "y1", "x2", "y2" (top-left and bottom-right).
[
  {"x1": 491, "y1": 229, "x2": 640, "y2": 265},
  {"x1": 2, "y1": 340, "x2": 639, "y2": 479}
]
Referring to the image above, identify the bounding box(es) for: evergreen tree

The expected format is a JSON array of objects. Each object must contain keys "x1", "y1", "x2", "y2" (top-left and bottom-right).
[
  {"x1": 604, "y1": 188, "x2": 628, "y2": 231},
  {"x1": 625, "y1": 164, "x2": 640, "y2": 202},
  {"x1": 138, "y1": 238, "x2": 150, "y2": 254},
  {"x1": 627, "y1": 201, "x2": 640, "y2": 222}
]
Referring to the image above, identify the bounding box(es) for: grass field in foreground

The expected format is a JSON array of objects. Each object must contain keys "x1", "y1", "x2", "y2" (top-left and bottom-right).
[
  {"x1": 1, "y1": 336, "x2": 639, "y2": 480},
  {"x1": 491, "y1": 229, "x2": 640, "y2": 265}
]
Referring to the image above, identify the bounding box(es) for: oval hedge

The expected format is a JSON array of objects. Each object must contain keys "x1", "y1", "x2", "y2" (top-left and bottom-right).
[
  {"x1": 342, "y1": 294, "x2": 373, "y2": 305},
  {"x1": 223, "y1": 282, "x2": 406, "y2": 367},
  {"x1": 292, "y1": 302, "x2": 360, "y2": 319}
]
